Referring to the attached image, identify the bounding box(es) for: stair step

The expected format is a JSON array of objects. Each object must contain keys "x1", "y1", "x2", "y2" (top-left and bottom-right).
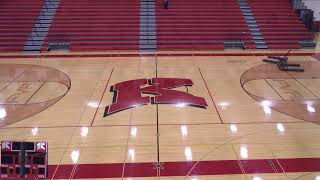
[
  {"x1": 299, "y1": 41, "x2": 317, "y2": 48},
  {"x1": 23, "y1": 0, "x2": 59, "y2": 53},
  {"x1": 256, "y1": 45, "x2": 268, "y2": 49},
  {"x1": 253, "y1": 36, "x2": 265, "y2": 40},
  {"x1": 251, "y1": 32, "x2": 262, "y2": 36}
]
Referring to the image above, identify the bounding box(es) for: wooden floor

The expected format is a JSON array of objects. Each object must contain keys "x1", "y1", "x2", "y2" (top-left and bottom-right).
[{"x1": 1, "y1": 53, "x2": 320, "y2": 180}]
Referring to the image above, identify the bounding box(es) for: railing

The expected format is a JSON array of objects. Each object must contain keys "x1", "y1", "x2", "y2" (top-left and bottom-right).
[{"x1": 289, "y1": 0, "x2": 318, "y2": 35}]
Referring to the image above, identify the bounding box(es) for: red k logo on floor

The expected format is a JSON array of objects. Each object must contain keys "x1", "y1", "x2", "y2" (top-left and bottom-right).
[{"x1": 104, "y1": 78, "x2": 208, "y2": 116}]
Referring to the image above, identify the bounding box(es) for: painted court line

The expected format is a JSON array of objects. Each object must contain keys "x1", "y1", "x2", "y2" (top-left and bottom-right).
[
  {"x1": 90, "y1": 68, "x2": 114, "y2": 126},
  {"x1": 198, "y1": 67, "x2": 224, "y2": 124}
]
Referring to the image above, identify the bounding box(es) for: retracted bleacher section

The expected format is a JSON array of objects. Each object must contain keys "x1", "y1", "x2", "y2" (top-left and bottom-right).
[
  {"x1": 248, "y1": 0, "x2": 316, "y2": 49},
  {"x1": 0, "y1": 0, "x2": 317, "y2": 53},
  {"x1": 42, "y1": 0, "x2": 140, "y2": 52},
  {"x1": 156, "y1": 0, "x2": 255, "y2": 50},
  {"x1": 0, "y1": 0, "x2": 43, "y2": 52}
]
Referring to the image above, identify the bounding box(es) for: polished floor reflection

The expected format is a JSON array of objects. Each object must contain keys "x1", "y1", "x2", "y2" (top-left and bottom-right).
[{"x1": 0, "y1": 55, "x2": 320, "y2": 179}]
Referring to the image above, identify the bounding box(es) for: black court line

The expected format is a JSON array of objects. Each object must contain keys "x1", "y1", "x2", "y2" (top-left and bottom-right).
[
  {"x1": 198, "y1": 67, "x2": 224, "y2": 124},
  {"x1": 90, "y1": 68, "x2": 114, "y2": 126},
  {"x1": 25, "y1": 81, "x2": 46, "y2": 104},
  {"x1": 285, "y1": 72, "x2": 320, "y2": 100},
  {"x1": 0, "y1": 71, "x2": 25, "y2": 93},
  {"x1": 264, "y1": 79, "x2": 285, "y2": 100},
  {"x1": 155, "y1": 55, "x2": 161, "y2": 176}
]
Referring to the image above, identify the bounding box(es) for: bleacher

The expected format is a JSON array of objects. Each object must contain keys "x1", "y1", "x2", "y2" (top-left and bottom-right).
[
  {"x1": 0, "y1": 0, "x2": 316, "y2": 52},
  {"x1": 0, "y1": 0, "x2": 43, "y2": 52},
  {"x1": 156, "y1": 0, "x2": 255, "y2": 50},
  {"x1": 248, "y1": 0, "x2": 315, "y2": 49},
  {"x1": 42, "y1": 0, "x2": 140, "y2": 52}
]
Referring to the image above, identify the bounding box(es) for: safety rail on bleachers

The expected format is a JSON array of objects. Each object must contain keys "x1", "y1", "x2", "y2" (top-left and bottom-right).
[
  {"x1": 289, "y1": 0, "x2": 318, "y2": 34},
  {"x1": 248, "y1": 0, "x2": 316, "y2": 49}
]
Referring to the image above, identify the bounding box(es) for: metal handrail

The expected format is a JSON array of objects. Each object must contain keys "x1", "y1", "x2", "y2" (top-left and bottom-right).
[{"x1": 289, "y1": 0, "x2": 318, "y2": 36}]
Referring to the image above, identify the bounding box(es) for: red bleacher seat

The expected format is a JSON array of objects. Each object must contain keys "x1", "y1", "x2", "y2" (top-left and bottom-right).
[
  {"x1": 156, "y1": 0, "x2": 254, "y2": 50},
  {"x1": 248, "y1": 0, "x2": 314, "y2": 49},
  {"x1": 0, "y1": 0, "x2": 43, "y2": 52},
  {"x1": 43, "y1": 0, "x2": 140, "y2": 52}
]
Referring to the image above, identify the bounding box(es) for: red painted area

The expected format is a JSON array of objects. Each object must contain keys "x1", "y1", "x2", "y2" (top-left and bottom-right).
[
  {"x1": 123, "y1": 162, "x2": 157, "y2": 177},
  {"x1": 160, "y1": 161, "x2": 196, "y2": 176},
  {"x1": 105, "y1": 78, "x2": 207, "y2": 116},
  {"x1": 47, "y1": 165, "x2": 58, "y2": 179},
  {"x1": 189, "y1": 160, "x2": 242, "y2": 176},
  {"x1": 52, "y1": 164, "x2": 74, "y2": 179},
  {"x1": 143, "y1": 78, "x2": 207, "y2": 107},
  {"x1": 240, "y1": 159, "x2": 275, "y2": 174},
  {"x1": 73, "y1": 163, "x2": 123, "y2": 179},
  {"x1": 0, "y1": 52, "x2": 314, "y2": 59},
  {"x1": 105, "y1": 79, "x2": 150, "y2": 116},
  {"x1": 43, "y1": 158, "x2": 320, "y2": 178},
  {"x1": 277, "y1": 158, "x2": 320, "y2": 173},
  {"x1": 270, "y1": 159, "x2": 284, "y2": 173}
]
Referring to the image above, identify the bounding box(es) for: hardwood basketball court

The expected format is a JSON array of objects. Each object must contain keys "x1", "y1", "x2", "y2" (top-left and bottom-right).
[{"x1": 1, "y1": 51, "x2": 320, "y2": 179}]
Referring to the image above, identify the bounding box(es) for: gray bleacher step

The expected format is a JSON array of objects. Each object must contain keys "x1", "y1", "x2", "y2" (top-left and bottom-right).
[
  {"x1": 255, "y1": 41, "x2": 266, "y2": 45},
  {"x1": 256, "y1": 45, "x2": 268, "y2": 49},
  {"x1": 140, "y1": 16, "x2": 155, "y2": 19},
  {"x1": 140, "y1": 32, "x2": 156, "y2": 35},
  {"x1": 30, "y1": 32, "x2": 46, "y2": 37},
  {"x1": 140, "y1": 45, "x2": 157, "y2": 49},
  {"x1": 248, "y1": 24, "x2": 258, "y2": 28},
  {"x1": 239, "y1": 0, "x2": 267, "y2": 49},
  {"x1": 141, "y1": 19, "x2": 156, "y2": 23},
  {"x1": 36, "y1": 20, "x2": 52, "y2": 24},
  {"x1": 22, "y1": 50, "x2": 41, "y2": 54},
  {"x1": 243, "y1": 13, "x2": 253, "y2": 16},
  {"x1": 251, "y1": 32, "x2": 262, "y2": 36},
  {"x1": 24, "y1": 46, "x2": 42, "y2": 50},
  {"x1": 34, "y1": 24, "x2": 51, "y2": 28},
  {"x1": 31, "y1": 27, "x2": 50, "y2": 31},
  {"x1": 39, "y1": 12, "x2": 55, "y2": 15},
  {"x1": 247, "y1": 20, "x2": 257, "y2": 24},
  {"x1": 25, "y1": 41, "x2": 44, "y2": 46},
  {"x1": 299, "y1": 40, "x2": 317, "y2": 48},
  {"x1": 140, "y1": 40, "x2": 157, "y2": 45},
  {"x1": 250, "y1": 28, "x2": 260, "y2": 32},
  {"x1": 224, "y1": 41, "x2": 245, "y2": 49},
  {"x1": 253, "y1": 36, "x2": 265, "y2": 40},
  {"x1": 244, "y1": 16, "x2": 255, "y2": 20},
  {"x1": 23, "y1": 46, "x2": 42, "y2": 52},
  {"x1": 141, "y1": 24, "x2": 156, "y2": 28},
  {"x1": 139, "y1": 0, "x2": 156, "y2": 51},
  {"x1": 140, "y1": 36, "x2": 156, "y2": 40},
  {"x1": 27, "y1": 37, "x2": 43, "y2": 41},
  {"x1": 141, "y1": 9, "x2": 155, "y2": 12},
  {"x1": 240, "y1": 8, "x2": 250, "y2": 11}
]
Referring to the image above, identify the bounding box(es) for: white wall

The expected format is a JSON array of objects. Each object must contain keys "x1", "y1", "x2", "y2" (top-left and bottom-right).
[{"x1": 303, "y1": 0, "x2": 320, "y2": 21}]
